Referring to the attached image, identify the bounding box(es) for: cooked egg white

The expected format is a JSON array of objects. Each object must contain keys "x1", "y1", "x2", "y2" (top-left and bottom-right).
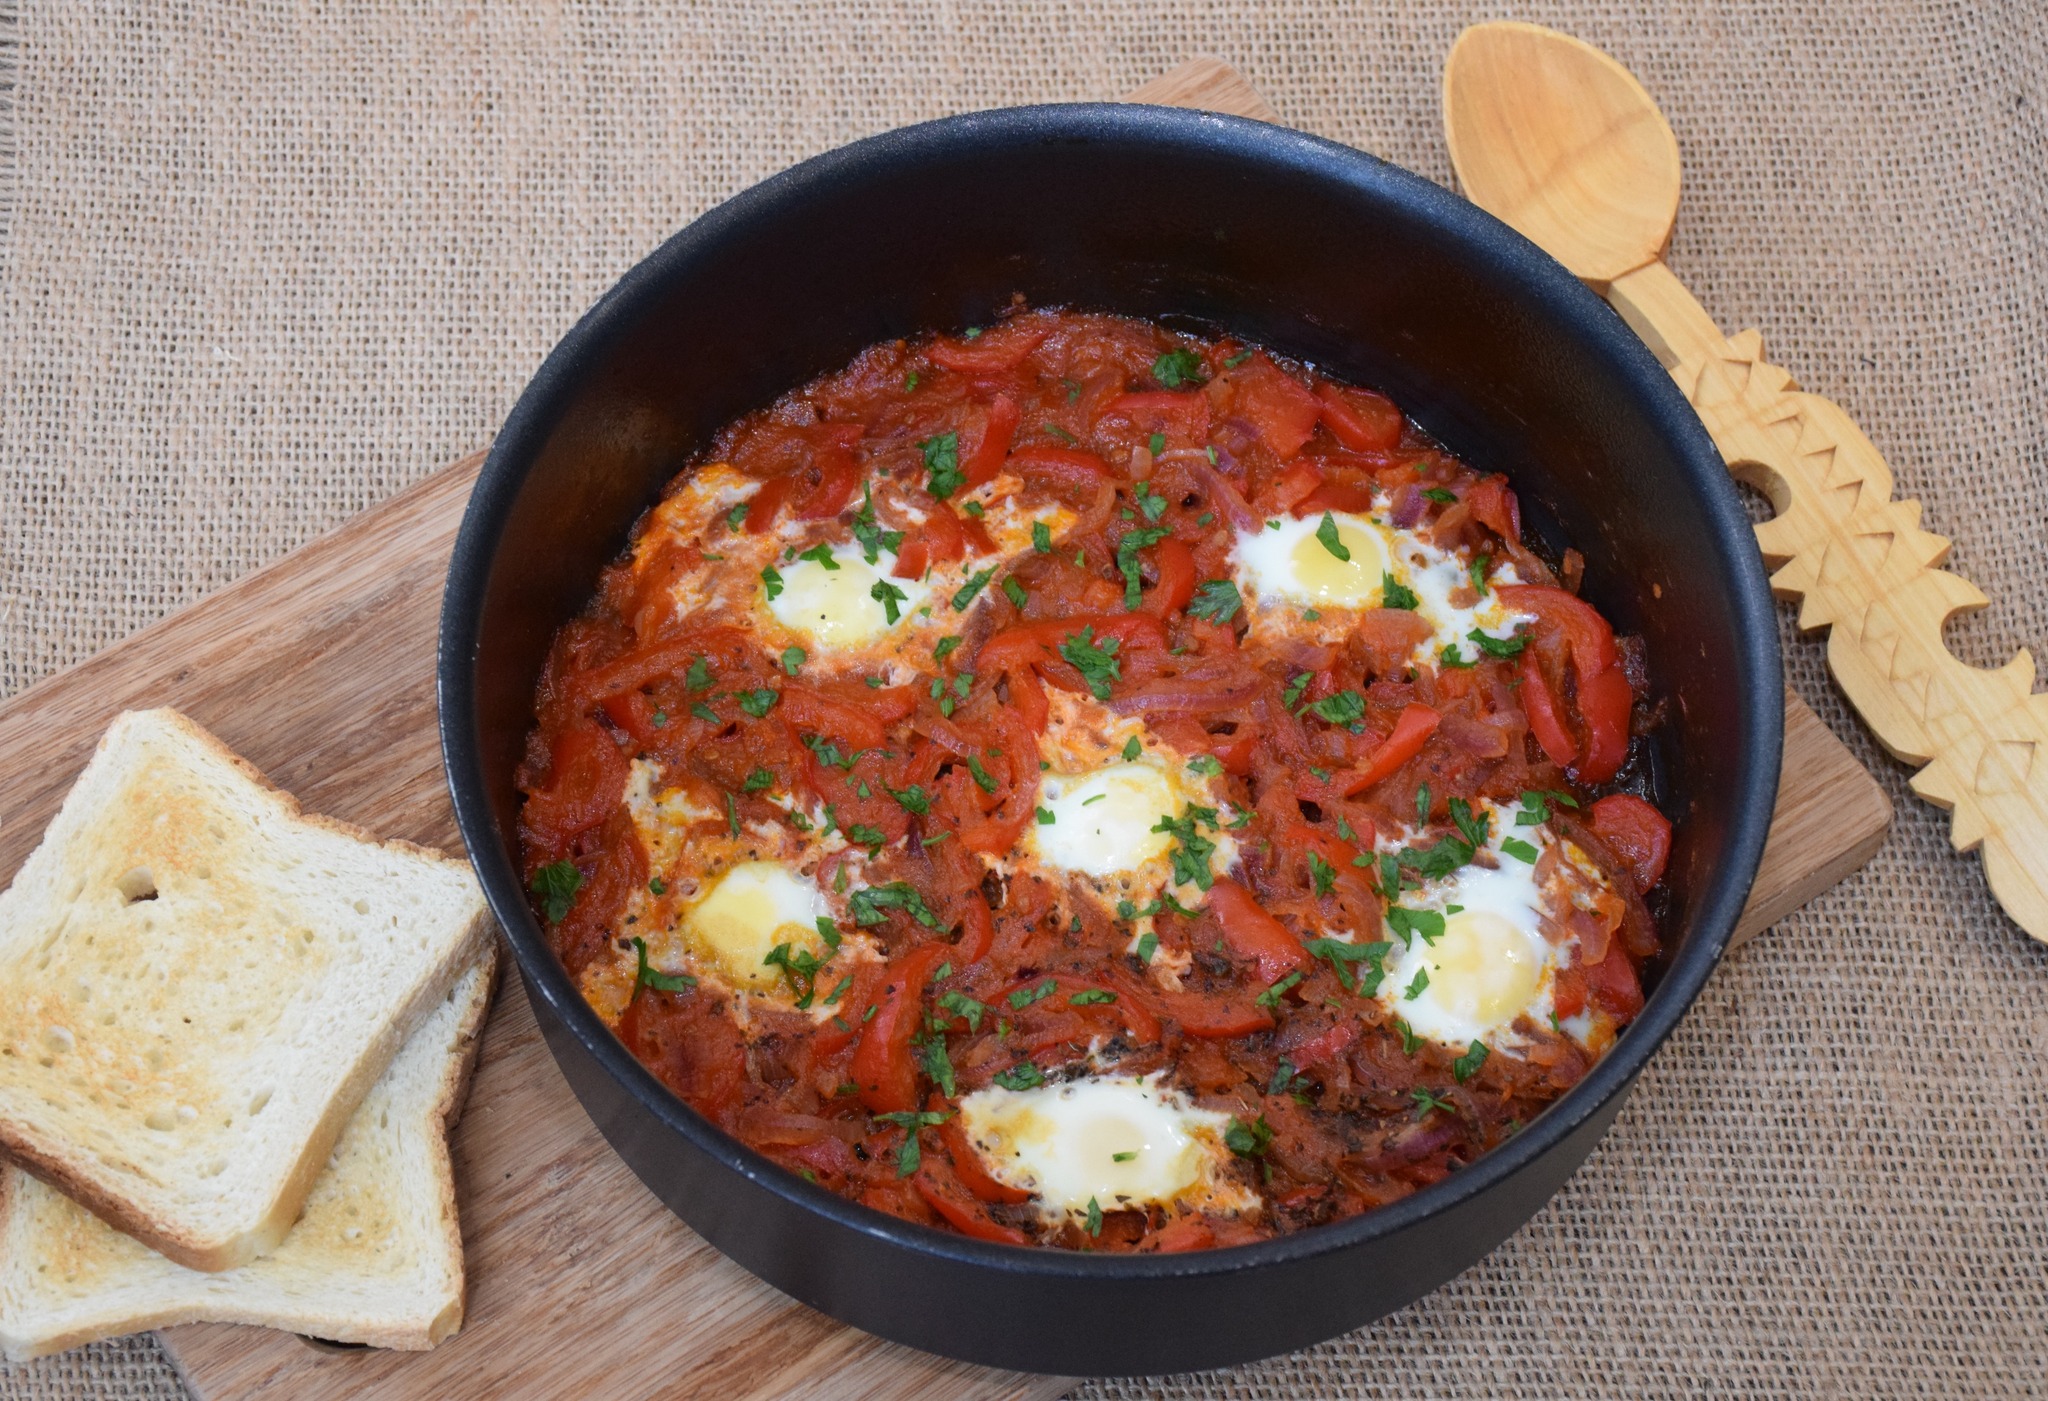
[
  {"x1": 1231, "y1": 508, "x2": 1535, "y2": 666},
  {"x1": 1027, "y1": 694, "x2": 1241, "y2": 914},
  {"x1": 764, "y1": 541, "x2": 931, "y2": 650},
  {"x1": 958, "y1": 1073, "x2": 1260, "y2": 1219}
]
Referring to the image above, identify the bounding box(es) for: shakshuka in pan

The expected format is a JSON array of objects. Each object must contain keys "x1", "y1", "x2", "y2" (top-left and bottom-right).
[{"x1": 516, "y1": 307, "x2": 1672, "y2": 1252}]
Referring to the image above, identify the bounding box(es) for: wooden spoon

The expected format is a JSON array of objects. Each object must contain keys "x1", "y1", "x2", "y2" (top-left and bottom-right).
[{"x1": 1444, "y1": 21, "x2": 2048, "y2": 946}]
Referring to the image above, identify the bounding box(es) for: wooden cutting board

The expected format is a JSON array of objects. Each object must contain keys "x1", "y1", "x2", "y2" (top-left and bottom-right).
[{"x1": 0, "y1": 60, "x2": 1889, "y2": 1401}]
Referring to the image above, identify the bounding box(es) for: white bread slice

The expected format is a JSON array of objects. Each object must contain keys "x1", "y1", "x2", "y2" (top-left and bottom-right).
[
  {"x1": 0, "y1": 708, "x2": 492, "y2": 1272},
  {"x1": 0, "y1": 950, "x2": 497, "y2": 1360}
]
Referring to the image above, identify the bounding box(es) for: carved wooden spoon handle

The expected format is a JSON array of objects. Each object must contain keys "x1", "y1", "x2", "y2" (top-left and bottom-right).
[{"x1": 1608, "y1": 260, "x2": 2048, "y2": 944}]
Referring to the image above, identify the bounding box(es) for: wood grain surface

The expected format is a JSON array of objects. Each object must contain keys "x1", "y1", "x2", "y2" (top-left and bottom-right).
[
  {"x1": 1444, "y1": 21, "x2": 2039, "y2": 944},
  {"x1": 0, "y1": 59, "x2": 1887, "y2": 1401}
]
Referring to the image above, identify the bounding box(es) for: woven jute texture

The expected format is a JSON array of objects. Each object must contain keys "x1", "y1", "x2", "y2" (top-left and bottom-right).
[{"x1": 3, "y1": 2, "x2": 2045, "y2": 1397}]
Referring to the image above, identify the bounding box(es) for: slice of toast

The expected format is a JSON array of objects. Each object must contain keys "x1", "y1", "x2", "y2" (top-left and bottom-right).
[
  {"x1": 0, "y1": 708, "x2": 492, "y2": 1272},
  {"x1": 0, "y1": 950, "x2": 497, "y2": 1360}
]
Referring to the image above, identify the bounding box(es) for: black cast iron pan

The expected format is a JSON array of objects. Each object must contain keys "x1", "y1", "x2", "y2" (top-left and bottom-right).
[{"x1": 439, "y1": 103, "x2": 1780, "y2": 1376}]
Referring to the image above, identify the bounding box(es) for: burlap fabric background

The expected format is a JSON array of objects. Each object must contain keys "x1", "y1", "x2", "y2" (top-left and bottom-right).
[{"x1": 3, "y1": 2, "x2": 2045, "y2": 1397}]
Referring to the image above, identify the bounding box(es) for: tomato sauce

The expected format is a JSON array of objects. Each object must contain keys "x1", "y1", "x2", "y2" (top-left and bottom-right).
[{"x1": 519, "y1": 308, "x2": 1670, "y2": 1250}]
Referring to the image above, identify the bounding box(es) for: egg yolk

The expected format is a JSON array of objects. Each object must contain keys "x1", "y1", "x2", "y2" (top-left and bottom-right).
[
  {"x1": 684, "y1": 861, "x2": 828, "y2": 994},
  {"x1": 960, "y1": 1076, "x2": 1224, "y2": 1212},
  {"x1": 1419, "y1": 909, "x2": 1545, "y2": 1029},
  {"x1": 1283, "y1": 517, "x2": 1394, "y2": 607},
  {"x1": 764, "y1": 544, "x2": 925, "y2": 649}
]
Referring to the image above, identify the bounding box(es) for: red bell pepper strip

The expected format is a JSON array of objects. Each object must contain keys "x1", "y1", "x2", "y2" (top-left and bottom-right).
[
  {"x1": 1007, "y1": 445, "x2": 1115, "y2": 496},
  {"x1": 1108, "y1": 967, "x2": 1275, "y2": 1040},
  {"x1": 791, "y1": 456, "x2": 860, "y2": 520},
  {"x1": 927, "y1": 323, "x2": 1049, "y2": 374},
  {"x1": 914, "y1": 1160, "x2": 1031, "y2": 1245},
  {"x1": 1573, "y1": 667, "x2": 1635, "y2": 786},
  {"x1": 1140, "y1": 536, "x2": 1197, "y2": 617},
  {"x1": 1518, "y1": 652, "x2": 1577, "y2": 768},
  {"x1": 1315, "y1": 383, "x2": 1403, "y2": 452},
  {"x1": 1206, "y1": 879, "x2": 1310, "y2": 984},
  {"x1": 744, "y1": 474, "x2": 794, "y2": 535},
  {"x1": 1335, "y1": 703, "x2": 1439, "y2": 796},
  {"x1": 962, "y1": 393, "x2": 1020, "y2": 488},
  {"x1": 1587, "y1": 793, "x2": 1672, "y2": 889},
  {"x1": 851, "y1": 943, "x2": 950, "y2": 1113}
]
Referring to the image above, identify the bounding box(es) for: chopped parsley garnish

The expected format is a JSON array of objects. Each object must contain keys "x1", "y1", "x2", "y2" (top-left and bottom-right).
[
  {"x1": 1306, "y1": 689, "x2": 1367, "y2": 731},
  {"x1": 726, "y1": 791, "x2": 740, "y2": 837},
  {"x1": 1085, "y1": 1197, "x2": 1104, "y2": 1236},
  {"x1": 1187, "y1": 578, "x2": 1243, "y2": 625},
  {"x1": 685, "y1": 655, "x2": 714, "y2": 690},
  {"x1": 1069, "y1": 988, "x2": 1117, "y2": 1006},
  {"x1": 1438, "y1": 645, "x2": 1475, "y2": 670},
  {"x1": 631, "y1": 935, "x2": 697, "y2": 993},
  {"x1": 1113, "y1": 1150, "x2": 1139, "y2": 1163},
  {"x1": 845, "y1": 823, "x2": 888, "y2": 854},
  {"x1": 874, "y1": 1109, "x2": 951, "y2": 1177},
  {"x1": 1008, "y1": 979, "x2": 1058, "y2": 1009},
  {"x1": 530, "y1": 861, "x2": 582, "y2": 923},
  {"x1": 1196, "y1": 511, "x2": 1216, "y2": 528},
  {"x1": 796, "y1": 543, "x2": 839, "y2": 571},
  {"x1": 1470, "y1": 628, "x2": 1528, "y2": 658},
  {"x1": 849, "y1": 881, "x2": 944, "y2": 929},
  {"x1": 1122, "y1": 736, "x2": 1143, "y2": 762},
  {"x1": 920, "y1": 432, "x2": 964, "y2": 499},
  {"x1": 781, "y1": 646, "x2": 806, "y2": 676},
  {"x1": 1044, "y1": 422, "x2": 1078, "y2": 445},
  {"x1": 919, "y1": 1036, "x2": 956, "y2": 1099},
  {"x1": 725, "y1": 502, "x2": 749, "y2": 532},
  {"x1": 1516, "y1": 788, "x2": 1579, "y2": 825},
  {"x1": 1002, "y1": 576, "x2": 1029, "y2": 609},
  {"x1": 1116, "y1": 526, "x2": 1172, "y2": 610},
  {"x1": 649, "y1": 876, "x2": 668, "y2": 896},
  {"x1": 951, "y1": 567, "x2": 995, "y2": 611},
  {"x1": 1449, "y1": 796, "x2": 1491, "y2": 849},
  {"x1": 1224, "y1": 1115, "x2": 1274, "y2": 1158},
  {"x1": 1186, "y1": 753, "x2": 1224, "y2": 777},
  {"x1": 1470, "y1": 553, "x2": 1490, "y2": 594},
  {"x1": 1501, "y1": 836, "x2": 1540, "y2": 863},
  {"x1": 933, "y1": 635, "x2": 963, "y2": 663},
  {"x1": 1453, "y1": 1040, "x2": 1490, "y2": 1083},
  {"x1": 1036, "y1": 806, "x2": 1056, "y2": 825},
  {"x1": 1032, "y1": 520, "x2": 1053, "y2": 553},
  {"x1": 850, "y1": 482, "x2": 904, "y2": 564},
  {"x1": 871, "y1": 577, "x2": 910, "y2": 624},
  {"x1": 690, "y1": 701, "x2": 720, "y2": 724},
  {"x1": 1282, "y1": 672, "x2": 1313, "y2": 709},
  {"x1": 763, "y1": 938, "x2": 836, "y2": 1008},
  {"x1": 1411, "y1": 1087, "x2": 1455, "y2": 1119},
  {"x1": 904, "y1": 370, "x2": 920, "y2": 392},
  {"x1": 736, "y1": 688, "x2": 779, "y2": 719},
  {"x1": 1395, "y1": 1018, "x2": 1422, "y2": 1056},
  {"x1": 743, "y1": 767, "x2": 775, "y2": 793},
  {"x1": 887, "y1": 783, "x2": 931, "y2": 815},
  {"x1": 1135, "y1": 931, "x2": 1159, "y2": 963},
  {"x1": 651, "y1": 709, "x2": 668, "y2": 728},
  {"x1": 1223, "y1": 347, "x2": 1255, "y2": 369},
  {"x1": 1152, "y1": 346, "x2": 1205, "y2": 388},
  {"x1": 1304, "y1": 937, "x2": 1391, "y2": 994},
  {"x1": 1255, "y1": 969, "x2": 1305, "y2": 1008},
  {"x1": 1308, "y1": 851, "x2": 1338, "y2": 896},
  {"x1": 1315, "y1": 511, "x2": 1350, "y2": 562},
  {"x1": 1387, "y1": 906, "x2": 1447, "y2": 947},
  {"x1": 1133, "y1": 479, "x2": 1169, "y2": 522},
  {"x1": 994, "y1": 1062, "x2": 1045, "y2": 1091},
  {"x1": 760, "y1": 565, "x2": 785, "y2": 601},
  {"x1": 822, "y1": 974, "x2": 854, "y2": 1005},
  {"x1": 938, "y1": 990, "x2": 987, "y2": 1032},
  {"x1": 1058, "y1": 626, "x2": 1123, "y2": 701},
  {"x1": 1422, "y1": 487, "x2": 1457, "y2": 504},
  {"x1": 802, "y1": 733, "x2": 860, "y2": 770},
  {"x1": 966, "y1": 753, "x2": 999, "y2": 795},
  {"x1": 1151, "y1": 804, "x2": 1220, "y2": 891},
  {"x1": 1381, "y1": 573, "x2": 1421, "y2": 610},
  {"x1": 1148, "y1": 431, "x2": 1166, "y2": 456},
  {"x1": 1402, "y1": 967, "x2": 1430, "y2": 1000}
]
